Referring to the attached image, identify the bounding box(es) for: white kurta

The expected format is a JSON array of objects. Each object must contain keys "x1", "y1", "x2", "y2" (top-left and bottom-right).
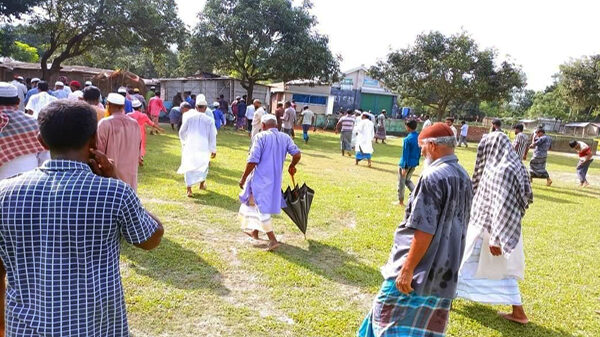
[
  {"x1": 457, "y1": 226, "x2": 525, "y2": 305},
  {"x1": 0, "y1": 152, "x2": 50, "y2": 180},
  {"x1": 177, "y1": 112, "x2": 217, "y2": 186},
  {"x1": 355, "y1": 118, "x2": 375, "y2": 154},
  {"x1": 251, "y1": 107, "x2": 265, "y2": 138}
]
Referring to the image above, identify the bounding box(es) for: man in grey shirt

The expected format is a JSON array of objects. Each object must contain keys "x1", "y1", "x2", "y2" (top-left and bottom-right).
[
  {"x1": 359, "y1": 122, "x2": 473, "y2": 337},
  {"x1": 281, "y1": 101, "x2": 296, "y2": 137}
]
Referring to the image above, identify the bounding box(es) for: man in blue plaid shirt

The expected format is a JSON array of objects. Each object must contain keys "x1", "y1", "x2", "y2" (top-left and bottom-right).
[{"x1": 0, "y1": 100, "x2": 164, "y2": 336}]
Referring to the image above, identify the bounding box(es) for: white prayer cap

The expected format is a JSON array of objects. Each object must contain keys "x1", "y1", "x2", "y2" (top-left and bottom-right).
[
  {"x1": 84, "y1": 80, "x2": 92, "y2": 86},
  {"x1": 261, "y1": 113, "x2": 277, "y2": 124},
  {"x1": 195, "y1": 94, "x2": 208, "y2": 107},
  {"x1": 106, "y1": 93, "x2": 125, "y2": 105},
  {"x1": 212, "y1": 101, "x2": 220, "y2": 108},
  {"x1": 31, "y1": 78, "x2": 40, "y2": 83},
  {"x1": 117, "y1": 87, "x2": 127, "y2": 94},
  {"x1": 55, "y1": 81, "x2": 64, "y2": 86},
  {"x1": 16, "y1": 76, "x2": 24, "y2": 80},
  {"x1": 253, "y1": 98, "x2": 261, "y2": 104},
  {"x1": 0, "y1": 82, "x2": 18, "y2": 98},
  {"x1": 131, "y1": 99, "x2": 142, "y2": 108}
]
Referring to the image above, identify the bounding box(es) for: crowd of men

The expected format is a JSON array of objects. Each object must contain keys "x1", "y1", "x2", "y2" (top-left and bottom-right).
[{"x1": 0, "y1": 74, "x2": 595, "y2": 336}]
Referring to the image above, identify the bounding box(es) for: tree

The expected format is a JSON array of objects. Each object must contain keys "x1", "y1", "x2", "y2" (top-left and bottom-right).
[
  {"x1": 22, "y1": 0, "x2": 184, "y2": 80},
  {"x1": 556, "y1": 55, "x2": 600, "y2": 119},
  {"x1": 189, "y1": 0, "x2": 340, "y2": 99},
  {"x1": 12, "y1": 41, "x2": 39, "y2": 62},
  {"x1": 527, "y1": 90, "x2": 570, "y2": 120},
  {"x1": 369, "y1": 31, "x2": 526, "y2": 120},
  {"x1": 0, "y1": 0, "x2": 40, "y2": 18}
]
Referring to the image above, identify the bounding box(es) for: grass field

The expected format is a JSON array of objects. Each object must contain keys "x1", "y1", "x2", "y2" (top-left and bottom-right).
[{"x1": 124, "y1": 126, "x2": 600, "y2": 337}]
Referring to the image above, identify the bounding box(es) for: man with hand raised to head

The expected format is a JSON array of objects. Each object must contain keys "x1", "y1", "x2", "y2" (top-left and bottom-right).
[{"x1": 0, "y1": 100, "x2": 163, "y2": 336}]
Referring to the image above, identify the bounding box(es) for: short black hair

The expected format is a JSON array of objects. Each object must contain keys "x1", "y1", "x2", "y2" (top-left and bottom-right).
[
  {"x1": 38, "y1": 100, "x2": 97, "y2": 152},
  {"x1": 536, "y1": 127, "x2": 545, "y2": 134},
  {"x1": 492, "y1": 118, "x2": 502, "y2": 126},
  {"x1": 220, "y1": 94, "x2": 224, "y2": 98},
  {"x1": 569, "y1": 140, "x2": 577, "y2": 148},
  {"x1": 83, "y1": 86, "x2": 101, "y2": 102},
  {"x1": 513, "y1": 123, "x2": 524, "y2": 132},
  {"x1": 0, "y1": 96, "x2": 19, "y2": 106},
  {"x1": 405, "y1": 119, "x2": 417, "y2": 130},
  {"x1": 37, "y1": 81, "x2": 49, "y2": 92},
  {"x1": 424, "y1": 115, "x2": 430, "y2": 119},
  {"x1": 461, "y1": 120, "x2": 466, "y2": 125}
]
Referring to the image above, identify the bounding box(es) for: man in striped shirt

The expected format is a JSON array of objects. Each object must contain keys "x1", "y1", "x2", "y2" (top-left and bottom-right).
[
  {"x1": 335, "y1": 109, "x2": 356, "y2": 156},
  {"x1": 512, "y1": 124, "x2": 530, "y2": 161},
  {"x1": 0, "y1": 100, "x2": 164, "y2": 336}
]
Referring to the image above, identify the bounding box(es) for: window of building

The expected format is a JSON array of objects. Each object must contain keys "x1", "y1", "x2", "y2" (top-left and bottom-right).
[{"x1": 292, "y1": 94, "x2": 327, "y2": 106}]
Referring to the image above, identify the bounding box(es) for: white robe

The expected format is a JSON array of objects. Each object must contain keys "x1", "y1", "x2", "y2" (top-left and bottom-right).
[
  {"x1": 177, "y1": 112, "x2": 217, "y2": 186},
  {"x1": 251, "y1": 107, "x2": 265, "y2": 139},
  {"x1": 355, "y1": 118, "x2": 374, "y2": 154}
]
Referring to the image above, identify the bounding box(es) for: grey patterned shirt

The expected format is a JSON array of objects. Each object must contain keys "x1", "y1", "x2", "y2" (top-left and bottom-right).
[
  {"x1": 381, "y1": 154, "x2": 473, "y2": 298},
  {"x1": 532, "y1": 135, "x2": 552, "y2": 158}
]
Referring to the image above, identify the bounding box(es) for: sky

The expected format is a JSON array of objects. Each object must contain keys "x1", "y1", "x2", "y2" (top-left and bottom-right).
[{"x1": 176, "y1": 0, "x2": 600, "y2": 91}]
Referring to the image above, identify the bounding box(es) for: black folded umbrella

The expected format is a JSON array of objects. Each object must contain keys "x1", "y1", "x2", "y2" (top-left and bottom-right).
[{"x1": 281, "y1": 178, "x2": 314, "y2": 239}]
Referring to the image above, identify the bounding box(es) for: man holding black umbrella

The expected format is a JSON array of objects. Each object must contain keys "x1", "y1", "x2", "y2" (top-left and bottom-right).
[{"x1": 239, "y1": 114, "x2": 301, "y2": 251}]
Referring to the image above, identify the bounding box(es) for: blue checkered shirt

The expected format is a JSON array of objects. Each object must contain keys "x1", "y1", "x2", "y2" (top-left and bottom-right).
[{"x1": 0, "y1": 160, "x2": 159, "y2": 336}]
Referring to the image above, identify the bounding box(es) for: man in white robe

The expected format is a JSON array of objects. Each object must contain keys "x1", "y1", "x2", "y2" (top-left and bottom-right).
[
  {"x1": 355, "y1": 113, "x2": 375, "y2": 167},
  {"x1": 457, "y1": 132, "x2": 533, "y2": 325},
  {"x1": 250, "y1": 99, "x2": 265, "y2": 139},
  {"x1": 177, "y1": 98, "x2": 217, "y2": 197}
]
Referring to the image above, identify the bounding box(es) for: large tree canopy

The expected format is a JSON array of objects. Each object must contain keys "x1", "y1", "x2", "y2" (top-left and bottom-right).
[
  {"x1": 21, "y1": 0, "x2": 184, "y2": 80},
  {"x1": 556, "y1": 55, "x2": 600, "y2": 119},
  {"x1": 0, "y1": 0, "x2": 40, "y2": 18},
  {"x1": 370, "y1": 31, "x2": 526, "y2": 120},
  {"x1": 187, "y1": 0, "x2": 340, "y2": 99}
]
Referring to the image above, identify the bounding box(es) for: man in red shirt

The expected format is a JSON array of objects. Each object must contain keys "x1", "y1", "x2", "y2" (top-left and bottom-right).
[{"x1": 147, "y1": 91, "x2": 166, "y2": 135}]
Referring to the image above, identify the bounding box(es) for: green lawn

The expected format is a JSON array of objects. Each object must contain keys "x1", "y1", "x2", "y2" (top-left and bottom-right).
[{"x1": 124, "y1": 126, "x2": 600, "y2": 337}]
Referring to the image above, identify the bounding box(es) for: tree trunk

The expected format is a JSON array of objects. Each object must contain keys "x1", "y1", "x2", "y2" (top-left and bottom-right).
[{"x1": 246, "y1": 80, "x2": 255, "y2": 103}]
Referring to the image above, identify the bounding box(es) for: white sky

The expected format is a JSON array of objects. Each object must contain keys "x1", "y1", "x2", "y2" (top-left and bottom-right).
[{"x1": 176, "y1": 0, "x2": 600, "y2": 90}]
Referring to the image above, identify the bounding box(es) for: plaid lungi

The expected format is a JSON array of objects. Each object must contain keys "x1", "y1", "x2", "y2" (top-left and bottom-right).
[
  {"x1": 529, "y1": 156, "x2": 549, "y2": 179},
  {"x1": 341, "y1": 130, "x2": 353, "y2": 151},
  {"x1": 358, "y1": 279, "x2": 452, "y2": 337}
]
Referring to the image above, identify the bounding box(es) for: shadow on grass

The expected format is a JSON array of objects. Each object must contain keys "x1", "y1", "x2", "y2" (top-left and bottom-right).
[
  {"x1": 532, "y1": 192, "x2": 575, "y2": 204},
  {"x1": 555, "y1": 187, "x2": 600, "y2": 198},
  {"x1": 274, "y1": 239, "x2": 381, "y2": 289},
  {"x1": 189, "y1": 190, "x2": 240, "y2": 212},
  {"x1": 122, "y1": 238, "x2": 230, "y2": 295},
  {"x1": 454, "y1": 303, "x2": 575, "y2": 337}
]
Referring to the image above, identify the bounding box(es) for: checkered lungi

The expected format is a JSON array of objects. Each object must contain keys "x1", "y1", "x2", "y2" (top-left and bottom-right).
[
  {"x1": 358, "y1": 279, "x2": 452, "y2": 337},
  {"x1": 529, "y1": 156, "x2": 549, "y2": 179}
]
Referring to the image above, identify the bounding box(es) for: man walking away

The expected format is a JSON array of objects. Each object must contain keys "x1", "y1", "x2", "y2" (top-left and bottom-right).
[
  {"x1": 457, "y1": 132, "x2": 533, "y2": 325},
  {"x1": 458, "y1": 121, "x2": 469, "y2": 147},
  {"x1": 25, "y1": 81, "x2": 57, "y2": 119},
  {"x1": 491, "y1": 118, "x2": 503, "y2": 132},
  {"x1": 0, "y1": 100, "x2": 163, "y2": 336},
  {"x1": 512, "y1": 124, "x2": 530, "y2": 161},
  {"x1": 445, "y1": 117, "x2": 457, "y2": 141},
  {"x1": 148, "y1": 91, "x2": 167, "y2": 134},
  {"x1": 10, "y1": 76, "x2": 27, "y2": 111},
  {"x1": 300, "y1": 106, "x2": 315, "y2": 144},
  {"x1": 422, "y1": 114, "x2": 432, "y2": 129},
  {"x1": 275, "y1": 102, "x2": 284, "y2": 130},
  {"x1": 245, "y1": 98, "x2": 256, "y2": 135},
  {"x1": 250, "y1": 99, "x2": 265, "y2": 139},
  {"x1": 177, "y1": 100, "x2": 217, "y2": 197},
  {"x1": 238, "y1": 114, "x2": 301, "y2": 251},
  {"x1": 237, "y1": 97, "x2": 247, "y2": 131},
  {"x1": 394, "y1": 119, "x2": 420, "y2": 206},
  {"x1": 569, "y1": 140, "x2": 594, "y2": 187},
  {"x1": 212, "y1": 102, "x2": 226, "y2": 130},
  {"x1": 335, "y1": 109, "x2": 355, "y2": 156},
  {"x1": 97, "y1": 93, "x2": 142, "y2": 191},
  {"x1": 529, "y1": 127, "x2": 552, "y2": 186},
  {"x1": 374, "y1": 110, "x2": 387, "y2": 144},
  {"x1": 358, "y1": 123, "x2": 473, "y2": 337},
  {"x1": 282, "y1": 101, "x2": 296, "y2": 137},
  {"x1": 355, "y1": 113, "x2": 374, "y2": 167},
  {"x1": 0, "y1": 82, "x2": 49, "y2": 179}
]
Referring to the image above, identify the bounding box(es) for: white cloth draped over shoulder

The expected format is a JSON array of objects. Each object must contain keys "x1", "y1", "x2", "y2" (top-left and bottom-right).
[
  {"x1": 355, "y1": 118, "x2": 374, "y2": 154},
  {"x1": 177, "y1": 113, "x2": 217, "y2": 179}
]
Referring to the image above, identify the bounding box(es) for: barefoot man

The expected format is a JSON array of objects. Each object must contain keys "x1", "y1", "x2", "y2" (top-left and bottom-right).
[
  {"x1": 359, "y1": 123, "x2": 472, "y2": 337},
  {"x1": 238, "y1": 114, "x2": 301, "y2": 251},
  {"x1": 177, "y1": 98, "x2": 217, "y2": 197},
  {"x1": 457, "y1": 132, "x2": 533, "y2": 325}
]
